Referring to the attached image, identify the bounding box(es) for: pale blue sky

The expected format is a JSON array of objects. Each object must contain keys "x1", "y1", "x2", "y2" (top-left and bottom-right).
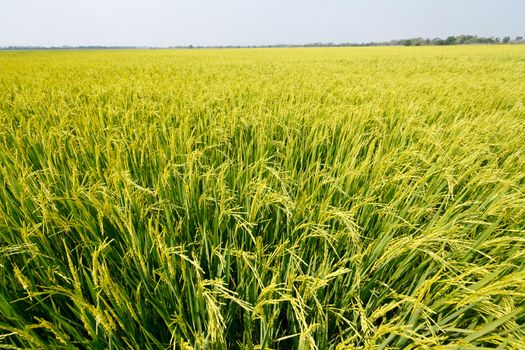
[{"x1": 1, "y1": 0, "x2": 523, "y2": 46}]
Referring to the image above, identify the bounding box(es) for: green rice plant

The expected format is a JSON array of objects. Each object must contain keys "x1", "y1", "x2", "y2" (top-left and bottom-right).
[{"x1": 0, "y1": 46, "x2": 524, "y2": 349}]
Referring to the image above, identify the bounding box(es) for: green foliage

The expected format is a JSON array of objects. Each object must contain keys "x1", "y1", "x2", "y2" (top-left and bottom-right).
[
  {"x1": 395, "y1": 35, "x2": 516, "y2": 46},
  {"x1": 0, "y1": 46, "x2": 525, "y2": 349}
]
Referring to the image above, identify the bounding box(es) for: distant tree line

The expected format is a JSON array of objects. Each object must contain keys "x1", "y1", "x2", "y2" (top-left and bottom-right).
[
  {"x1": 391, "y1": 35, "x2": 524, "y2": 46},
  {"x1": 167, "y1": 35, "x2": 525, "y2": 49},
  {"x1": 1, "y1": 35, "x2": 524, "y2": 50},
  {"x1": 288, "y1": 35, "x2": 524, "y2": 48}
]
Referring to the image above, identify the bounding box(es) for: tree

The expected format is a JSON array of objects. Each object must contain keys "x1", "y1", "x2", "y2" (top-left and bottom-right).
[
  {"x1": 444, "y1": 36, "x2": 457, "y2": 45},
  {"x1": 503, "y1": 36, "x2": 511, "y2": 44}
]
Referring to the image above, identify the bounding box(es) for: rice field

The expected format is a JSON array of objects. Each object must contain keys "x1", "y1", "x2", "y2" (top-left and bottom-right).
[{"x1": 0, "y1": 46, "x2": 524, "y2": 349}]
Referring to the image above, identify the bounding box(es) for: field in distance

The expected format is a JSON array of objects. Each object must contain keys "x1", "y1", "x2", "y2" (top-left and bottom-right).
[{"x1": 1, "y1": 46, "x2": 524, "y2": 349}]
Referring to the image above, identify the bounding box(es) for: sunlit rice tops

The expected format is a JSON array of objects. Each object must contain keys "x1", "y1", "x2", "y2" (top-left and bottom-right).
[{"x1": 0, "y1": 46, "x2": 524, "y2": 349}]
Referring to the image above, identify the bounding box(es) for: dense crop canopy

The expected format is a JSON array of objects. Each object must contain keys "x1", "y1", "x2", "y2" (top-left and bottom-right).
[{"x1": 0, "y1": 46, "x2": 524, "y2": 349}]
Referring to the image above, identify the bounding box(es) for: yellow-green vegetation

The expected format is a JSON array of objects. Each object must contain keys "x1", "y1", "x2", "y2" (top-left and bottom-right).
[{"x1": 1, "y1": 46, "x2": 524, "y2": 349}]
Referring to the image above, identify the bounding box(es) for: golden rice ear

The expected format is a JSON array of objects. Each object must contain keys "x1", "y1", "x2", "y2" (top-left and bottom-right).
[{"x1": 0, "y1": 46, "x2": 524, "y2": 349}]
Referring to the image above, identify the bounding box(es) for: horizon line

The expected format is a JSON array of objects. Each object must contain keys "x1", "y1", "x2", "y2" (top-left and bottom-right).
[{"x1": 2, "y1": 34, "x2": 524, "y2": 50}]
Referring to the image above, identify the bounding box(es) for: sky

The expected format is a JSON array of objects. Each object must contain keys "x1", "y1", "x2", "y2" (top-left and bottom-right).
[{"x1": 1, "y1": 0, "x2": 524, "y2": 47}]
